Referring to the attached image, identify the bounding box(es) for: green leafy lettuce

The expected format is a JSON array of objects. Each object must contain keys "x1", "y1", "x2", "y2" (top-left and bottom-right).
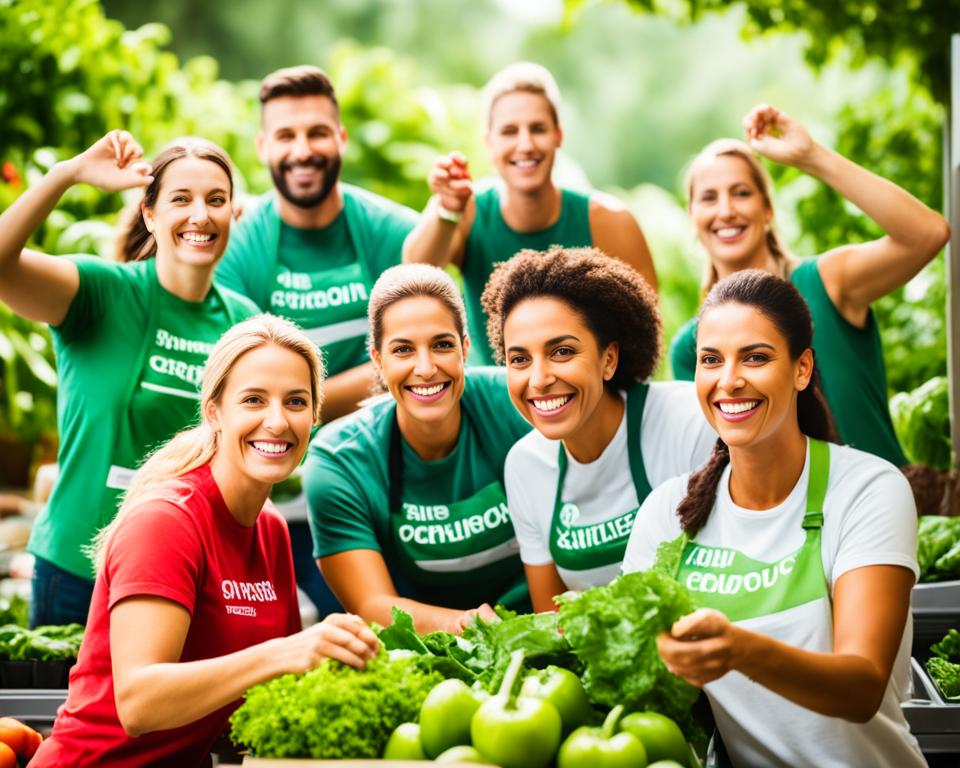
[
  {"x1": 230, "y1": 652, "x2": 444, "y2": 758},
  {"x1": 917, "y1": 515, "x2": 960, "y2": 582},
  {"x1": 891, "y1": 376, "x2": 951, "y2": 470},
  {"x1": 927, "y1": 629, "x2": 960, "y2": 701},
  {"x1": 556, "y1": 569, "x2": 699, "y2": 732}
]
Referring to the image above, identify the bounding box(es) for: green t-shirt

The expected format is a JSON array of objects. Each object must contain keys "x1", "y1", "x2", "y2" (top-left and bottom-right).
[
  {"x1": 28, "y1": 256, "x2": 257, "y2": 578},
  {"x1": 216, "y1": 186, "x2": 417, "y2": 377},
  {"x1": 305, "y1": 367, "x2": 531, "y2": 610},
  {"x1": 463, "y1": 186, "x2": 592, "y2": 365},
  {"x1": 668, "y1": 258, "x2": 907, "y2": 467}
]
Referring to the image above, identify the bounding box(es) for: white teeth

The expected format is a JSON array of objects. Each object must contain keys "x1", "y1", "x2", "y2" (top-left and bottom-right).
[
  {"x1": 512, "y1": 159, "x2": 538, "y2": 168},
  {"x1": 532, "y1": 395, "x2": 572, "y2": 412},
  {"x1": 718, "y1": 401, "x2": 759, "y2": 414},
  {"x1": 410, "y1": 383, "x2": 445, "y2": 396},
  {"x1": 252, "y1": 441, "x2": 289, "y2": 454},
  {"x1": 715, "y1": 227, "x2": 744, "y2": 238},
  {"x1": 181, "y1": 232, "x2": 213, "y2": 243}
]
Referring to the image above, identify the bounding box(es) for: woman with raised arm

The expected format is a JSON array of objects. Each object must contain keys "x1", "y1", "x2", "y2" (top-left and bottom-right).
[
  {"x1": 403, "y1": 62, "x2": 657, "y2": 365},
  {"x1": 305, "y1": 264, "x2": 531, "y2": 634},
  {"x1": 670, "y1": 104, "x2": 950, "y2": 466},
  {"x1": 0, "y1": 130, "x2": 258, "y2": 625},
  {"x1": 30, "y1": 315, "x2": 379, "y2": 767},
  {"x1": 481, "y1": 247, "x2": 715, "y2": 613},
  {"x1": 625, "y1": 270, "x2": 923, "y2": 767}
]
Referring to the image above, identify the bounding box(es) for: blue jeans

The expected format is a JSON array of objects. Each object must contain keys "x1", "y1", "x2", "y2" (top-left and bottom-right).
[
  {"x1": 31, "y1": 556, "x2": 95, "y2": 627},
  {"x1": 288, "y1": 521, "x2": 341, "y2": 618}
]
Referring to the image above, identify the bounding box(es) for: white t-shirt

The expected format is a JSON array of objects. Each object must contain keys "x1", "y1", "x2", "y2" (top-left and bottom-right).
[
  {"x1": 504, "y1": 381, "x2": 715, "y2": 590},
  {"x1": 623, "y1": 440, "x2": 924, "y2": 768}
]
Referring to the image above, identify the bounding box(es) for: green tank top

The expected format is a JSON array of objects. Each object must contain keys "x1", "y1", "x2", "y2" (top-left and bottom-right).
[
  {"x1": 463, "y1": 186, "x2": 592, "y2": 365},
  {"x1": 668, "y1": 259, "x2": 907, "y2": 467}
]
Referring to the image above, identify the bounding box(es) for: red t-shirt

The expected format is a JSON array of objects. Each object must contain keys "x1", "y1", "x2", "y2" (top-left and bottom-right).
[{"x1": 31, "y1": 463, "x2": 301, "y2": 767}]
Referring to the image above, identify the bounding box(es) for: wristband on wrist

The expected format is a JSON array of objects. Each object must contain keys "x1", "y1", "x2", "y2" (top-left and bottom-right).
[{"x1": 436, "y1": 203, "x2": 463, "y2": 224}]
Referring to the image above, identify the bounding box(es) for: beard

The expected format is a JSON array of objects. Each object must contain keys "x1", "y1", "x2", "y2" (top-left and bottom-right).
[{"x1": 270, "y1": 153, "x2": 342, "y2": 209}]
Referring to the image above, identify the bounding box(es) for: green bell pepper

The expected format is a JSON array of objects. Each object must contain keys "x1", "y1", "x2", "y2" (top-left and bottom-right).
[
  {"x1": 382, "y1": 722, "x2": 426, "y2": 760},
  {"x1": 471, "y1": 649, "x2": 562, "y2": 768},
  {"x1": 521, "y1": 664, "x2": 594, "y2": 735},
  {"x1": 620, "y1": 710, "x2": 690, "y2": 766},
  {"x1": 419, "y1": 677, "x2": 483, "y2": 758},
  {"x1": 558, "y1": 705, "x2": 648, "y2": 768}
]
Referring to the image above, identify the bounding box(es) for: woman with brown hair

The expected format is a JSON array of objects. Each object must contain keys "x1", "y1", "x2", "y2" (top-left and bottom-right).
[
  {"x1": 482, "y1": 246, "x2": 714, "y2": 612},
  {"x1": 0, "y1": 130, "x2": 258, "y2": 625},
  {"x1": 31, "y1": 315, "x2": 378, "y2": 767},
  {"x1": 670, "y1": 104, "x2": 950, "y2": 467},
  {"x1": 624, "y1": 270, "x2": 923, "y2": 767},
  {"x1": 304, "y1": 263, "x2": 531, "y2": 633}
]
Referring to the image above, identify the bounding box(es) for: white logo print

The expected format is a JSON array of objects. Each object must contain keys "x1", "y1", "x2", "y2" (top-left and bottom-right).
[{"x1": 560, "y1": 503, "x2": 580, "y2": 527}]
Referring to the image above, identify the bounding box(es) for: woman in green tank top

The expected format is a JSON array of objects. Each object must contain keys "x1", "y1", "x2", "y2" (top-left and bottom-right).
[
  {"x1": 306, "y1": 264, "x2": 531, "y2": 634},
  {"x1": 0, "y1": 130, "x2": 257, "y2": 626},
  {"x1": 402, "y1": 62, "x2": 657, "y2": 364},
  {"x1": 669, "y1": 104, "x2": 949, "y2": 468}
]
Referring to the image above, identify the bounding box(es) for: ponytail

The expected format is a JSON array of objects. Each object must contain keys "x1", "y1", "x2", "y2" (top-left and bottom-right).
[{"x1": 677, "y1": 438, "x2": 730, "y2": 535}]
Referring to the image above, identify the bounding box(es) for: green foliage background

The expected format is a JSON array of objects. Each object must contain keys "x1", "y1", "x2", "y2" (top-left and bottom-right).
[{"x1": 0, "y1": 0, "x2": 953, "y2": 468}]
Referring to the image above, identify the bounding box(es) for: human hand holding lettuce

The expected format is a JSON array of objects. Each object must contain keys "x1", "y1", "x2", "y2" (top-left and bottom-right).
[{"x1": 230, "y1": 568, "x2": 701, "y2": 760}]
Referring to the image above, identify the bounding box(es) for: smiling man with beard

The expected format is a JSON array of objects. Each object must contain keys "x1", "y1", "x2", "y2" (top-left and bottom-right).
[
  {"x1": 217, "y1": 66, "x2": 417, "y2": 423},
  {"x1": 216, "y1": 66, "x2": 417, "y2": 617}
]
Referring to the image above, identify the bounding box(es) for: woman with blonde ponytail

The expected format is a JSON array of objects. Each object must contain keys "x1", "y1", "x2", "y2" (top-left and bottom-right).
[
  {"x1": 625, "y1": 271, "x2": 924, "y2": 768},
  {"x1": 32, "y1": 315, "x2": 379, "y2": 768},
  {"x1": 670, "y1": 104, "x2": 950, "y2": 468},
  {"x1": 0, "y1": 130, "x2": 260, "y2": 626}
]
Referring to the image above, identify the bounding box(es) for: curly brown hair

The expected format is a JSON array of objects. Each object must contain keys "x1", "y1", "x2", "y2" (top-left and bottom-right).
[{"x1": 480, "y1": 246, "x2": 661, "y2": 391}]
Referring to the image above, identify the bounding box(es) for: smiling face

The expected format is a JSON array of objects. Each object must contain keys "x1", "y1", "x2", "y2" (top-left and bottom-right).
[
  {"x1": 258, "y1": 94, "x2": 345, "y2": 208},
  {"x1": 205, "y1": 343, "x2": 316, "y2": 494},
  {"x1": 695, "y1": 302, "x2": 812, "y2": 450},
  {"x1": 689, "y1": 154, "x2": 773, "y2": 271},
  {"x1": 371, "y1": 296, "x2": 468, "y2": 426},
  {"x1": 486, "y1": 91, "x2": 562, "y2": 194},
  {"x1": 143, "y1": 155, "x2": 232, "y2": 269},
  {"x1": 503, "y1": 296, "x2": 618, "y2": 441}
]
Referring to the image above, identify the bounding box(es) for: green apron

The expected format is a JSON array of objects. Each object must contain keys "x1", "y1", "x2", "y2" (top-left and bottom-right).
[
  {"x1": 387, "y1": 412, "x2": 525, "y2": 606},
  {"x1": 549, "y1": 384, "x2": 651, "y2": 572},
  {"x1": 674, "y1": 439, "x2": 830, "y2": 621}
]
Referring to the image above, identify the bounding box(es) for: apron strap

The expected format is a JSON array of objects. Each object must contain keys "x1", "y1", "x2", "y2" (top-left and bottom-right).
[
  {"x1": 624, "y1": 382, "x2": 652, "y2": 502},
  {"x1": 802, "y1": 439, "x2": 829, "y2": 530}
]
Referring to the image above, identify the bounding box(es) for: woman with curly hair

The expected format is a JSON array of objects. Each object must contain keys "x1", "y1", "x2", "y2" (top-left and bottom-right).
[
  {"x1": 482, "y1": 246, "x2": 714, "y2": 611},
  {"x1": 623, "y1": 270, "x2": 922, "y2": 767}
]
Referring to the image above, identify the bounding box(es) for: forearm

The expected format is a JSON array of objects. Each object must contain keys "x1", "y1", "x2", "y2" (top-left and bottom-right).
[
  {"x1": 353, "y1": 592, "x2": 467, "y2": 635},
  {"x1": 115, "y1": 637, "x2": 288, "y2": 736},
  {"x1": 0, "y1": 161, "x2": 74, "y2": 274},
  {"x1": 798, "y1": 143, "x2": 948, "y2": 253},
  {"x1": 402, "y1": 198, "x2": 460, "y2": 266},
  {"x1": 321, "y1": 362, "x2": 376, "y2": 422},
  {"x1": 733, "y1": 625, "x2": 888, "y2": 723}
]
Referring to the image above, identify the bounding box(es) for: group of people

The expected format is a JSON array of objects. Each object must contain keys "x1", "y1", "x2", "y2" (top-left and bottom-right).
[{"x1": 0, "y1": 59, "x2": 949, "y2": 766}]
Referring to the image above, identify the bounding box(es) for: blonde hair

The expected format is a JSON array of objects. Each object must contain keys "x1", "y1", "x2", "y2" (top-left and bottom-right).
[
  {"x1": 90, "y1": 314, "x2": 324, "y2": 571},
  {"x1": 482, "y1": 62, "x2": 561, "y2": 130},
  {"x1": 686, "y1": 138, "x2": 795, "y2": 296}
]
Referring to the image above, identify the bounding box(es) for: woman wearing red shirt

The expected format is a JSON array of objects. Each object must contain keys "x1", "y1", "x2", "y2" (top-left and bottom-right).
[{"x1": 31, "y1": 314, "x2": 379, "y2": 767}]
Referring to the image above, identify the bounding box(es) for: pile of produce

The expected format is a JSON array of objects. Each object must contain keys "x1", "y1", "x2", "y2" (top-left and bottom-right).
[
  {"x1": 891, "y1": 376, "x2": 951, "y2": 471},
  {"x1": 917, "y1": 516, "x2": 960, "y2": 582},
  {"x1": 231, "y1": 568, "x2": 702, "y2": 763},
  {"x1": 927, "y1": 629, "x2": 960, "y2": 701},
  {"x1": 0, "y1": 623, "x2": 84, "y2": 662}
]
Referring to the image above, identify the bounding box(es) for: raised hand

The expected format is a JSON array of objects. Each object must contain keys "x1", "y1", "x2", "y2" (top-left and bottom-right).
[
  {"x1": 429, "y1": 151, "x2": 473, "y2": 213},
  {"x1": 67, "y1": 130, "x2": 154, "y2": 192},
  {"x1": 279, "y1": 613, "x2": 380, "y2": 674},
  {"x1": 743, "y1": 104, "x2": 815, "y2": 168}
]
